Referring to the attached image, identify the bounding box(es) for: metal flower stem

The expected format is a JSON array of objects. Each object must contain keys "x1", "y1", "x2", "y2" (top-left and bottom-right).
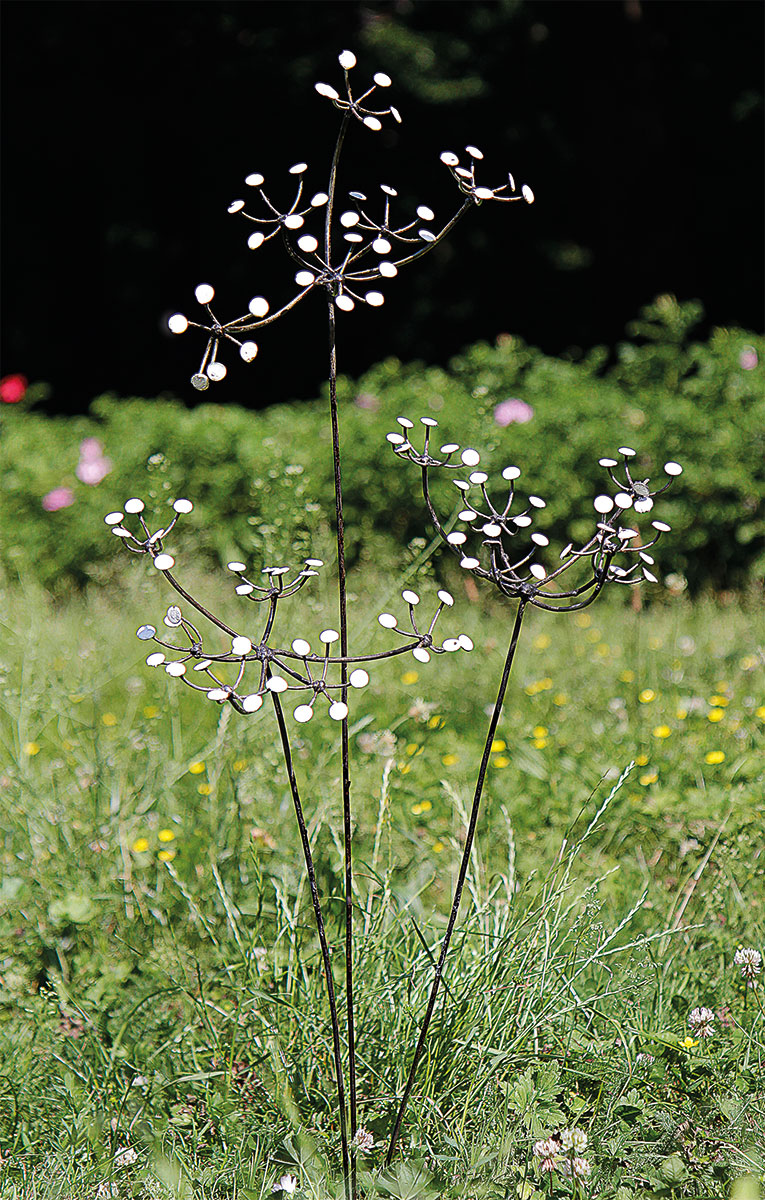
[
  {"x1": 270, "y1": 685, "x2": 351, "y2": 1200},
  {"x1": 324, "y1": 108, "x2": 359, "y2": 1188},
  {"x1": 386, "y1": 600, "x2": 527, "y2": 1163}
]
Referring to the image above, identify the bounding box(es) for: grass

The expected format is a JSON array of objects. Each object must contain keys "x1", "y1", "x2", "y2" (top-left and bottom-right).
[{"x1": 0, "y1": 559, "x2": 763, "y2": 1199}]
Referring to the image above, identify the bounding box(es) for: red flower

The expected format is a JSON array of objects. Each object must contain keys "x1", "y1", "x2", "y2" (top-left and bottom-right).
[{"x1": 0, "y1": 374, "x2": 28, "y2": 404}]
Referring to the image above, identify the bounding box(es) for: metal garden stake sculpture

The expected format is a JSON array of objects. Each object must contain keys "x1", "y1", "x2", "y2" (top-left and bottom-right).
[{"x1": 105, "y1": 49, "x2": 680, "y2": 1195}]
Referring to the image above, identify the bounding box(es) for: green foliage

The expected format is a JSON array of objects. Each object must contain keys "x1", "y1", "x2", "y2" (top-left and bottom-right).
[
  {"x1": 0, "y1": 574, "x2": 762, "y2": 1196},
  {"x1": 1, "y1": 299, "x2": 762, "y2": 594}
]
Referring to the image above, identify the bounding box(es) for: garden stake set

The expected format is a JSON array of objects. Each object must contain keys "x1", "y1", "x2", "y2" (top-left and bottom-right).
[{"x1": 105, "y1": 51, "x2": 680, "y2": 1196}]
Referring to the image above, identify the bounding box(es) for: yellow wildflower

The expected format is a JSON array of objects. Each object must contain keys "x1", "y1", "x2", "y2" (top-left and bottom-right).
[
  {"x1": 553, "y1": 692, "x2": 568, "y2": 706},
  {"x1": 102, "y1": 713, "x2": 118, "y2": 727},
  {"x1": 707, "y1": 709, "x2": 724, "y2": 723},
  {"x1": 158, "y1": 850, "x2": 175, "y2": 863},
  {"x1": 681, "y1": 1036, "x2": 697, "y2": 1050},
  {"x1": 533, "y1": 633, "x2": 551, "y2": 650},
  {"x1": 491, "y1": 739, "x2": 507, "y2": 752},
  {"x1": 188, "y1": 761, "x2": 206, "y2": 775},
  {"x1": 23, "y1": 742, "x2": 40, "y2": 756},
  {"x1": 704, "y1": 751, "x2": 725, "y2": 765},
  {"x1": 639, "y1": 689, "x2": 656, "y2": 703},
  {"x1": 143, "y1": 705, "x2": 160, "y2": 719},
  {"x1": 401, "y1": 671, "x2": 419, "y2": 685},
  {"x1": 132, "y1": 838, "x2": 150, "y2": 853},
  {"x1": 709, "y1": 695, "x2": 729, "y2": 707},
  {"x1": 233, "y1": 759, "x2": 247, "y2": 771},
  {"x1": 639, "y1": 771, "x2": 658, "y2": 786},
  {"x1": 620, "y1": 670, "x2": 635, "y2": 683},
  {"x1": 492, "y1": 755, "x2": 510, "y2": 768},
  {"x1": 636, "y1": 754, "x2": 649, "y2": 766},
  {"x1": 198, "y1": 783, "x2": 212, "y2": 796},
  {"x1": 441, "y1": 754, "x2": 459, "y2": 766},
  {"x1": 652, "y1": 725, "x2": 671, "y2": 739},
  {"x1": 158, "y1": 829, "x2": 175, "y2": 843}
]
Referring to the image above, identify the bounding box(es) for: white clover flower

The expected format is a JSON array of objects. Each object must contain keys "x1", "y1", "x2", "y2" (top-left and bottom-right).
[
  {"x1": 272, "y1": 1174, "x2": 299, "y2": 1195},
  {"x1": 352, "y1": 1126, "x2": 375, "y2": 1153},
  {"x1": 734, "y1": 946, "x2": 762, "y2": 984},
  {"x1": 114, "y1": 1146, "x2": 138, "y2": 1167},
  {"x1": 559, "y1": 1127, "x2": 587, "y2": 1154},
  {"x1": 533, "y1": 1138, "x2": 559, "y2": 1160},
  {"x1": 688, "y1": 1006, "x2": 715, "y2": 1038}
]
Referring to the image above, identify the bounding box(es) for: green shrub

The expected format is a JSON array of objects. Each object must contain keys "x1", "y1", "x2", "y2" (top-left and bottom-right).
[{"x1": 1, "y1": 297, "x2": 762, "y2": 593}]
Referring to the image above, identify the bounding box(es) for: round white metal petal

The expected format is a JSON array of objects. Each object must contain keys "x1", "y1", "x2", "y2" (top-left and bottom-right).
[
  {"x1": 633, "y1": 498, "x2": 654, "y2": 513},
  {"x1": 235, "y1": 583, "x2": 254, "y2": 595},
  {"x1": 378, "y1": 613, "x2": 397, "y2": 629},
  {"x1": 416, "y1": 205, "x2": 434, "y2": 220},
  {"x1": 465, "y1": 144, "x2": 484, "y2": 159},
  {"x1": 460, "y1": 449, "x2": 480, "y2": 467},
  {"x1": 482, "y1": 523, "x2": 501, "y2": 537},
  {"x1": 447, "y1": 532, "x2": 466, "y2": 545},
  {"x1": 521, "y1": 185, "x2": 535, "y2": 204},
  {"x1": 247, "y1": 232, "x2": 265, "y2": 250},
  {"x1": 593, "y1": 494, "x2": 614, "y2": 514},
  {"x1": 437, "y1": 589, "x2": 454, "y2": 606},
  {"x1": 614, "y1": 492, "x2": 633, "y2": 508},
  {"x1": 146, "y1": 652, "x2": 166, "y2": 667},
  {"x1": 373, "y1": 237, "x2": 391, "y2": 254},
  {"x1": 292, "y1": 638, "x2": 311, "y2": 656},
  {"x1": 664, "y1": 461, "x2": 683, "y2": 476},
  {"x1": 266, "y1": 677, "x2": 288, "y2": 693},
  {"x1": 642, "y1": 569, "x2": 658, "y2": 583},
  {"x1": 240, "y1": 341, "x2": 259, "y2": 361},
  {"x1": 652, "y1": 520, "x2": 671, "y2": 532},
  {"x1": 440, "y1": 152, "x2": 459, "y2": 166},
  {"x1": 401, "y1": 590, "x2": 420, "y2": 605},
  {"x1": 618, "y1": 446, "x2": 636, "y2": 457},
  {"x1": 598, "y1": 457, "x2": 618, "y2": 467},
  {"x1": 284, "y1": 214, "x2": 304, "y2": 229},
  {"x1": 228, "y1": 200, "x2": 245, "y2": 213},
  {"x1": 310, "y1": 192, "x2": 329, "y2": 206},
  {"x1": 458, "y1": 635, "x2": 474, "y2": 651},
  {"x1": 295, "y1": 271, "x2": 315, "y2": 287},
  {"x1": 195, "y1": 284, "x2": 214, "y2": 305},
  {"x1": 294, "y1": 704, "x2": 314, "y2": 723},
  {"x1": 338, "y1": 50, "x2": 357, "y2": 69},
  {"x1": 460, "y1": 556, "x2": 480, "y2": 569},
  {"x1": 297, "y1": 235, "x2": 318, "y2": 253},
  {"x1": 373, "y1": 72, "x2": 392, "y2": 87},
  {"x1": 241, "y1": 693, "x2": 263, "y2": 712},
  {"x1": 289, "y1": 162, "x2": 308, "y2": 175},
  {"x1": 232, "y1": 636, "x2": 252, "y2": 656},
  {"x1": 206, "y1": 362, "x2": 227, "y2": 382},
  {"x1": 248, "y1": 296, "x2": 269, "y2": 317},
  {"x1": 193, "y1": 659, "x2": 212, "y2": 671},
  {"x1": 173, "y1": 498, "x2": 193, "y2": 514},
  {"x1": 165, "y1": 662, "x2": 187, "y2": 677},
  {"x1": 363, "y1": 116, "x2": 382, "y2": 131},
  {"x1": 513, "y1": 515, "x2": 532, "y2": 527},
  {"x1": 319, "y1": 629, "x2": 340, "y2": 644},
  {"x1": 531, "y1": 533, "x2": 549, "y2": 546},
  {"x1": 168, "y1": 313, "x2": 188, "y2": 334},
  {"x1": 315, "y1": 83, "x2": 339, "y2": 100},
  {"x1": 502, "y1": 466, "x2": 521, "y2": 480},
  {"x1": 442, "y1": 638, "x2": 460, "y2": 651},
  {"x1": 124, "y1": 498, "x2": 145, "y2": 514},
  {"x1": 474, "y1": 187, "x2": 494, "y2": 200},
  {"x1": 349, "y1": 669, "x2": 369, "y2": 688},
  {"x1": 245, "y1": 173, "x2": 264, "y2": 187},
  {"x1": 365, "y1": 291, "x2": 384, "y2": 306},
  {"x1": 153, "y1": 554, "x2": 175, "y2": 571},
  {"x1": 137, "y1": 625, "x2": 156, "y2": 640},
  {"x1": 228, "y1": 561, "x2": 246, "y2": 572},
  {"x1": 412, "y1": 647, "x2": 430, "y2": 663},
  {"x1": 329, "y1": 701, "x2": 348, "y2": 721},
  {"x1": 469, "y1": 471, "x2": 488, "y2": 484},
  {"x1": 336, "y1": 295, "x2": 355, "y2": 311},
  {"x1": 378, "y1": 261, "x2": 398, "y2": 277},
  {"x1": 105, "y1": 511, "x2": 123, "y2": 525},
  {"x1": 529, "y1": 496, "x2": 546, "y2": 508},
  {"x1": 340, "y1": 211, "x2": 360, "y2": 227},
  {"x1": 396, "y1": 416, "x2": 413, "y2": 429},
  {"x1": 529, "y1": 563, "x2": 547, "y2": 580}
]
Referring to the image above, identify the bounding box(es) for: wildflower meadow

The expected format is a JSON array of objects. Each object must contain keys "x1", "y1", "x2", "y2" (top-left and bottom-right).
[{"x1": 0, "y1": 43, "x2": 763, "y2": 1200}]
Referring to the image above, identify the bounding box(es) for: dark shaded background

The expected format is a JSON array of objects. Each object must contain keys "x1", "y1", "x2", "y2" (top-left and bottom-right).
[{"x1": 2, "y1": 0, "x2": 763, "y2": 413}]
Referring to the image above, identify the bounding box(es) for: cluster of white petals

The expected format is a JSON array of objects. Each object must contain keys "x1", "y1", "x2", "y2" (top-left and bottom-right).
[{"x1": 388, "y1": 418, "x2": 681, "y2": 611}]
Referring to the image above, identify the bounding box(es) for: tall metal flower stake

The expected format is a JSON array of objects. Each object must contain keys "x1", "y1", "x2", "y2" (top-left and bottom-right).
[{"x1": 106, "y1": 50, "x2": 536, "y2": 1199}]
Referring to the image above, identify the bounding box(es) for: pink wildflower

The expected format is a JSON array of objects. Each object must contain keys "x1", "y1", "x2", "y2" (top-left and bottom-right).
[
  {"x1": 739, "y1": 347, "x2": 758, "y2": 370},
  {"x1": 42, "y1": 487, "x2": 75, "y2": 512},
  {"x1": 76, "y1": 438, "x2": 112, "y2": 485},
  {"x1": 493, "y1": 397, "x2": 534, "y2": 426},
  {"x1": 0, "y1": 374, "x2": 28, "y2": 404}
]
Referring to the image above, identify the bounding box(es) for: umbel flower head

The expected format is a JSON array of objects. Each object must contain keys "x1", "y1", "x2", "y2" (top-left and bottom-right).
[
  {"x1": 166, "y1": 50, "x2": 533, "y2": 390},
  {"x1": 388, "y1": 417, "x2": 682, "y2": 611},
  {"x1": 105, "y1": 496, "x2": 471, "y2": 724}
]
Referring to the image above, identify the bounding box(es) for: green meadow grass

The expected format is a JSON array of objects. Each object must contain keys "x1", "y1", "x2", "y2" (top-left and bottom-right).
[{"x1": 0, "y1": 562, "x2": 763, "y2": 1198}]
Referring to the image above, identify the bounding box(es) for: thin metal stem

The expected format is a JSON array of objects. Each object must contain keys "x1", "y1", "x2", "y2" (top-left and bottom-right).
[
  {"x1": 326, "y1": 112, "x2": 358, "y2": 1197},
  {"x1": 270, "y1": 689, "x2": 351, "y2": 1200},
  {"x1": 385, "y1": 600, "x2": 528, "y2": 1163}
]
